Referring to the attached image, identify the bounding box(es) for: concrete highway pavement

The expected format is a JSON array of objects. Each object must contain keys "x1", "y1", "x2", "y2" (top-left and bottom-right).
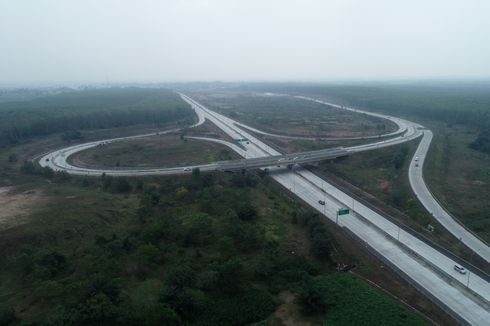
[
  {"x1": 181, "y1": 94, "x2": 490, "y2": 325},
  {"x1": 409, "y1": 130, "x2": 490, "y2": 262},
  {"x1": 271, "y1": 166, "x2": 490, "y2": 325},
  {"x1": 37, "y1": 93, "x2": 490, "y2": 324},
  {"x1": 294, "y1": 95, "x2": 490, "y2": 263},
  {"x1": 40, "y1": 135, "x2": 349, "y2": 175}
]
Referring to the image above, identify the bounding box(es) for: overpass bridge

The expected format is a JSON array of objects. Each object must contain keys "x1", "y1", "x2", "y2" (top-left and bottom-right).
[{"x1": 216, "y1": 147, "x2": 349, "y2": 171}]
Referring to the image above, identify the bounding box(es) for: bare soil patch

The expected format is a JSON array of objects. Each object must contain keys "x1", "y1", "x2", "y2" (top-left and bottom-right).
[
  {"x1": 274, "y1": 291, "x2": 311, "y2": 326},
  {"x1": 0, "y1": 187, "x2": 44, "y2": 230}
]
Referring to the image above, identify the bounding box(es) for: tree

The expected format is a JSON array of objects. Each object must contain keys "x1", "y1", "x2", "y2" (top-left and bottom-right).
[
  {"x1": 391, "y1": 144, "x2": 409, "y2": 169},
  {"x1": 8, "y1": 153, "x2": 17, "y2": 163},
  {"x1": 165, "y1": 265, "x2": 197, "y2": 289},
  {"x1": 470, "y1": 129, "x2": 490, "y2": 154},
  {"x1": 192, "y1": 167, "x2": 200, "y2": 177},
  {"x1": 0, "y1": 308, "x2": 16, "y2": 326},
  {"x1": 135, "y1": 244, "x2": 160, "y2": 265},
  {"x1": 35, "y1": 250, "x2": 68, "y2": 278},
  {"x1": 215, "y1": 258, "x2": 244, "y2": 293},
  {"x1": 21, "y1": 160, "x2": 36, "y2": 174},
  {"x1": 160, "y1": 287, "x2": 206, "y2": 319},
  {"x1": 112, "y1": 177, "x2": 131, "y2": 193},
  {"x1": 182, "y1": 213, "x2": 213, "y2": 246},
  {"x1": 297, "y1": 281, "x2": 326, "y2": 314},
  {"x1": 237, "y1": 203, "x2": 258, "y2": 221},
  {"x1": 175, "y1": 186, "x2": 188, "y2": 199}
]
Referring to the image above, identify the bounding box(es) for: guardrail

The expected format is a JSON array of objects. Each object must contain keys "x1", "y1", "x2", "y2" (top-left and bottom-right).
[
  {"x1": 306, "y1": 167, "x2": 490, "y2": 283},
  {"x1": 342, "y1": 227, "x2": 470, "y2": 326},
  {"x1": 349, "y1": 206, "x2": 489, "y2": 310},
  {"x1": 245, "y1": 120, "x2": 490, "y2": 281}
]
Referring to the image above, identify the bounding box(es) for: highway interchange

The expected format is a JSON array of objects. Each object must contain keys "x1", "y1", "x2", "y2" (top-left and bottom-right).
[{"x1": 39, "y1": 92, "x2": 490, "y2": 324}]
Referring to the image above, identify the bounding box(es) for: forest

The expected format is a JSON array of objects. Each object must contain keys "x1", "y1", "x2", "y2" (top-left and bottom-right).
[
  {"x1": 0, "y1": 88, "x2": 194, "y2": 148},
  {"x1": 235, "y1": 82, "x2": 490, "y2": 130}
]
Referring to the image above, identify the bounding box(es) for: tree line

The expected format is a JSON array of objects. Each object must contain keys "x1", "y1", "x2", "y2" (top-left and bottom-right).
[{"x1": 0, "y1": 88, "x2": 194, "y2": 147}]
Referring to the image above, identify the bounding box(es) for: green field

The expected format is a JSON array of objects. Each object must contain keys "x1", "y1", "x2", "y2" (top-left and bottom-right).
[
  {"x1": 74, "y1": 136, "x2": 239, "y2": 168},
  {"x1": 193, "y1": 92, "x2": 396, "y2": 138}
]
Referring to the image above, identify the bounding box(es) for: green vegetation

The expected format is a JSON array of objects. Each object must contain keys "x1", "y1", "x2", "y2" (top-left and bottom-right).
[
  {"x1": 0, "y1": 88, "x2": 194, "y2": 148},
  {"x1": 235, "y1": 81, "x2": 490, "y2": 130},
  {"x1": 194, "y1": 92, "x2": 395, "y2": 138},
  {"x1": 470, "y1": 129, "x2": 490, "y2": 154},
  {"x1": 425, "y1": 124, "x2": 490, "y2": 242},
  {"x1": 231, "y1": 82, "x2": 490, "y2": 243},
  {"x1": 0, "y1": 86, "x2": 453, "y2": 324},
  {"x1": 306, "y1": 273, "x2": 426, "y2": 325},
  {"x1": 74, "y1": 136, "x2": 239, "y2": 168},
  {"x1": 0, "y1": 168, "x2": 428, "y2": 325},
  {"x1": 319, "y1": 141, "x2": 431, "y2": 227}
]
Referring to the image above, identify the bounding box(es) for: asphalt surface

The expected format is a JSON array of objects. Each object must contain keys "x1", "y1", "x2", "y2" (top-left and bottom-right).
[{"x1": 37, "y1": 92, "x2": 490, "y2": 324}]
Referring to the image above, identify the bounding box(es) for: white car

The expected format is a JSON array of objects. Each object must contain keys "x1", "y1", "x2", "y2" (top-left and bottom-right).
[
  {"x1": 453, "y1": 264, "x2": 467, "y2": 274},
  {"x1": 183, "y1": 167, "x2": 192, "y2": 172}
]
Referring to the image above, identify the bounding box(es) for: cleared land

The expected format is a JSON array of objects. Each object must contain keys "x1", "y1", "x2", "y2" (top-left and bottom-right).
[
  {"x1": 73, "y1": 135, "x2": 239, "y2": 168},
  {"x1": 0, "y1": 187, "x2": 45, "y2": 231},
  {"x1": 193, "y1": 92, "x2": 396, "y2": 138}
]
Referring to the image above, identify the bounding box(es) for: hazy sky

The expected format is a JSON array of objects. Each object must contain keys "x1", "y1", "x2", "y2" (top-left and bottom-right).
[{"x1": 1, "y1": 0, "x2": 489, "y2": 84}]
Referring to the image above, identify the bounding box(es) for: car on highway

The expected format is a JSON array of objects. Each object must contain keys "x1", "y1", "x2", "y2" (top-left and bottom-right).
[
  {"x1": 454, "y1": 264, "x2": 467, "y2": 274},
  {"x1": 415, "y1": 163, "x2": 419, "y2": 167},
  {"x1": 183, "y1": 167, "x2": 192, "y2": 172},
  {"x1": 318, "y1": 200, "x2": 325, "y2": 205}
]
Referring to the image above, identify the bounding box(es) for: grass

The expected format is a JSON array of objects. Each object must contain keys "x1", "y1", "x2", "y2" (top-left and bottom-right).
[
  {"x1": 319, "y1": 140, "x2": 432, "y2": 226},
  {"x1": 193, "y1": 92, "x2": 396, "y2": 138},
  {"x1": 424, "y1": 122, "x2": 490, "y2": 242},
  {"x1": 73, "y1": 135, "x2": 240, "y2": 168},
  {"x1": 0, "y1": 123, "x2": 191, "y2": 186},
  {"x1": 0, "y1": 166, "x2": 436, "y2": 325},
  {"x1": 316, "y1": 273, "x2": 427, "y2": 326},
  {"x1": 256, "y1": 133, "x2": 384, "y2": 154}
]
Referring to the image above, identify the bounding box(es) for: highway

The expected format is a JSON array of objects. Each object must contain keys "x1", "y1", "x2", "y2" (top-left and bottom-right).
[
  {"x1": 182, "y1": 94, "x2": 490, "y2": 325},
  {"x1": 409, "y1": 130, "x2": 490, "y2": 262},
  {"x1": 292, "y1": 94, "x2": 490, "y2": 264},
  {"x1": 38, "y1": 93, "x2": 490, "y2": 324}
]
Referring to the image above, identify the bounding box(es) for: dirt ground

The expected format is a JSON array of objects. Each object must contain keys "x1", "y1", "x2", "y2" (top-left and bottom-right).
[
  {"x1": 273, "y1": 291, "x2": 312, "y2": 326},
  {"x1": 0, "y1": 187, "x2": 44, "y2": 231}
]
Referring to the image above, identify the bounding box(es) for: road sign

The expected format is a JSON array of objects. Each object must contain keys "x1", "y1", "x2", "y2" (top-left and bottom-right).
[{"x1": 338, "y1": 208, "x2": 350, "y2": 216}]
